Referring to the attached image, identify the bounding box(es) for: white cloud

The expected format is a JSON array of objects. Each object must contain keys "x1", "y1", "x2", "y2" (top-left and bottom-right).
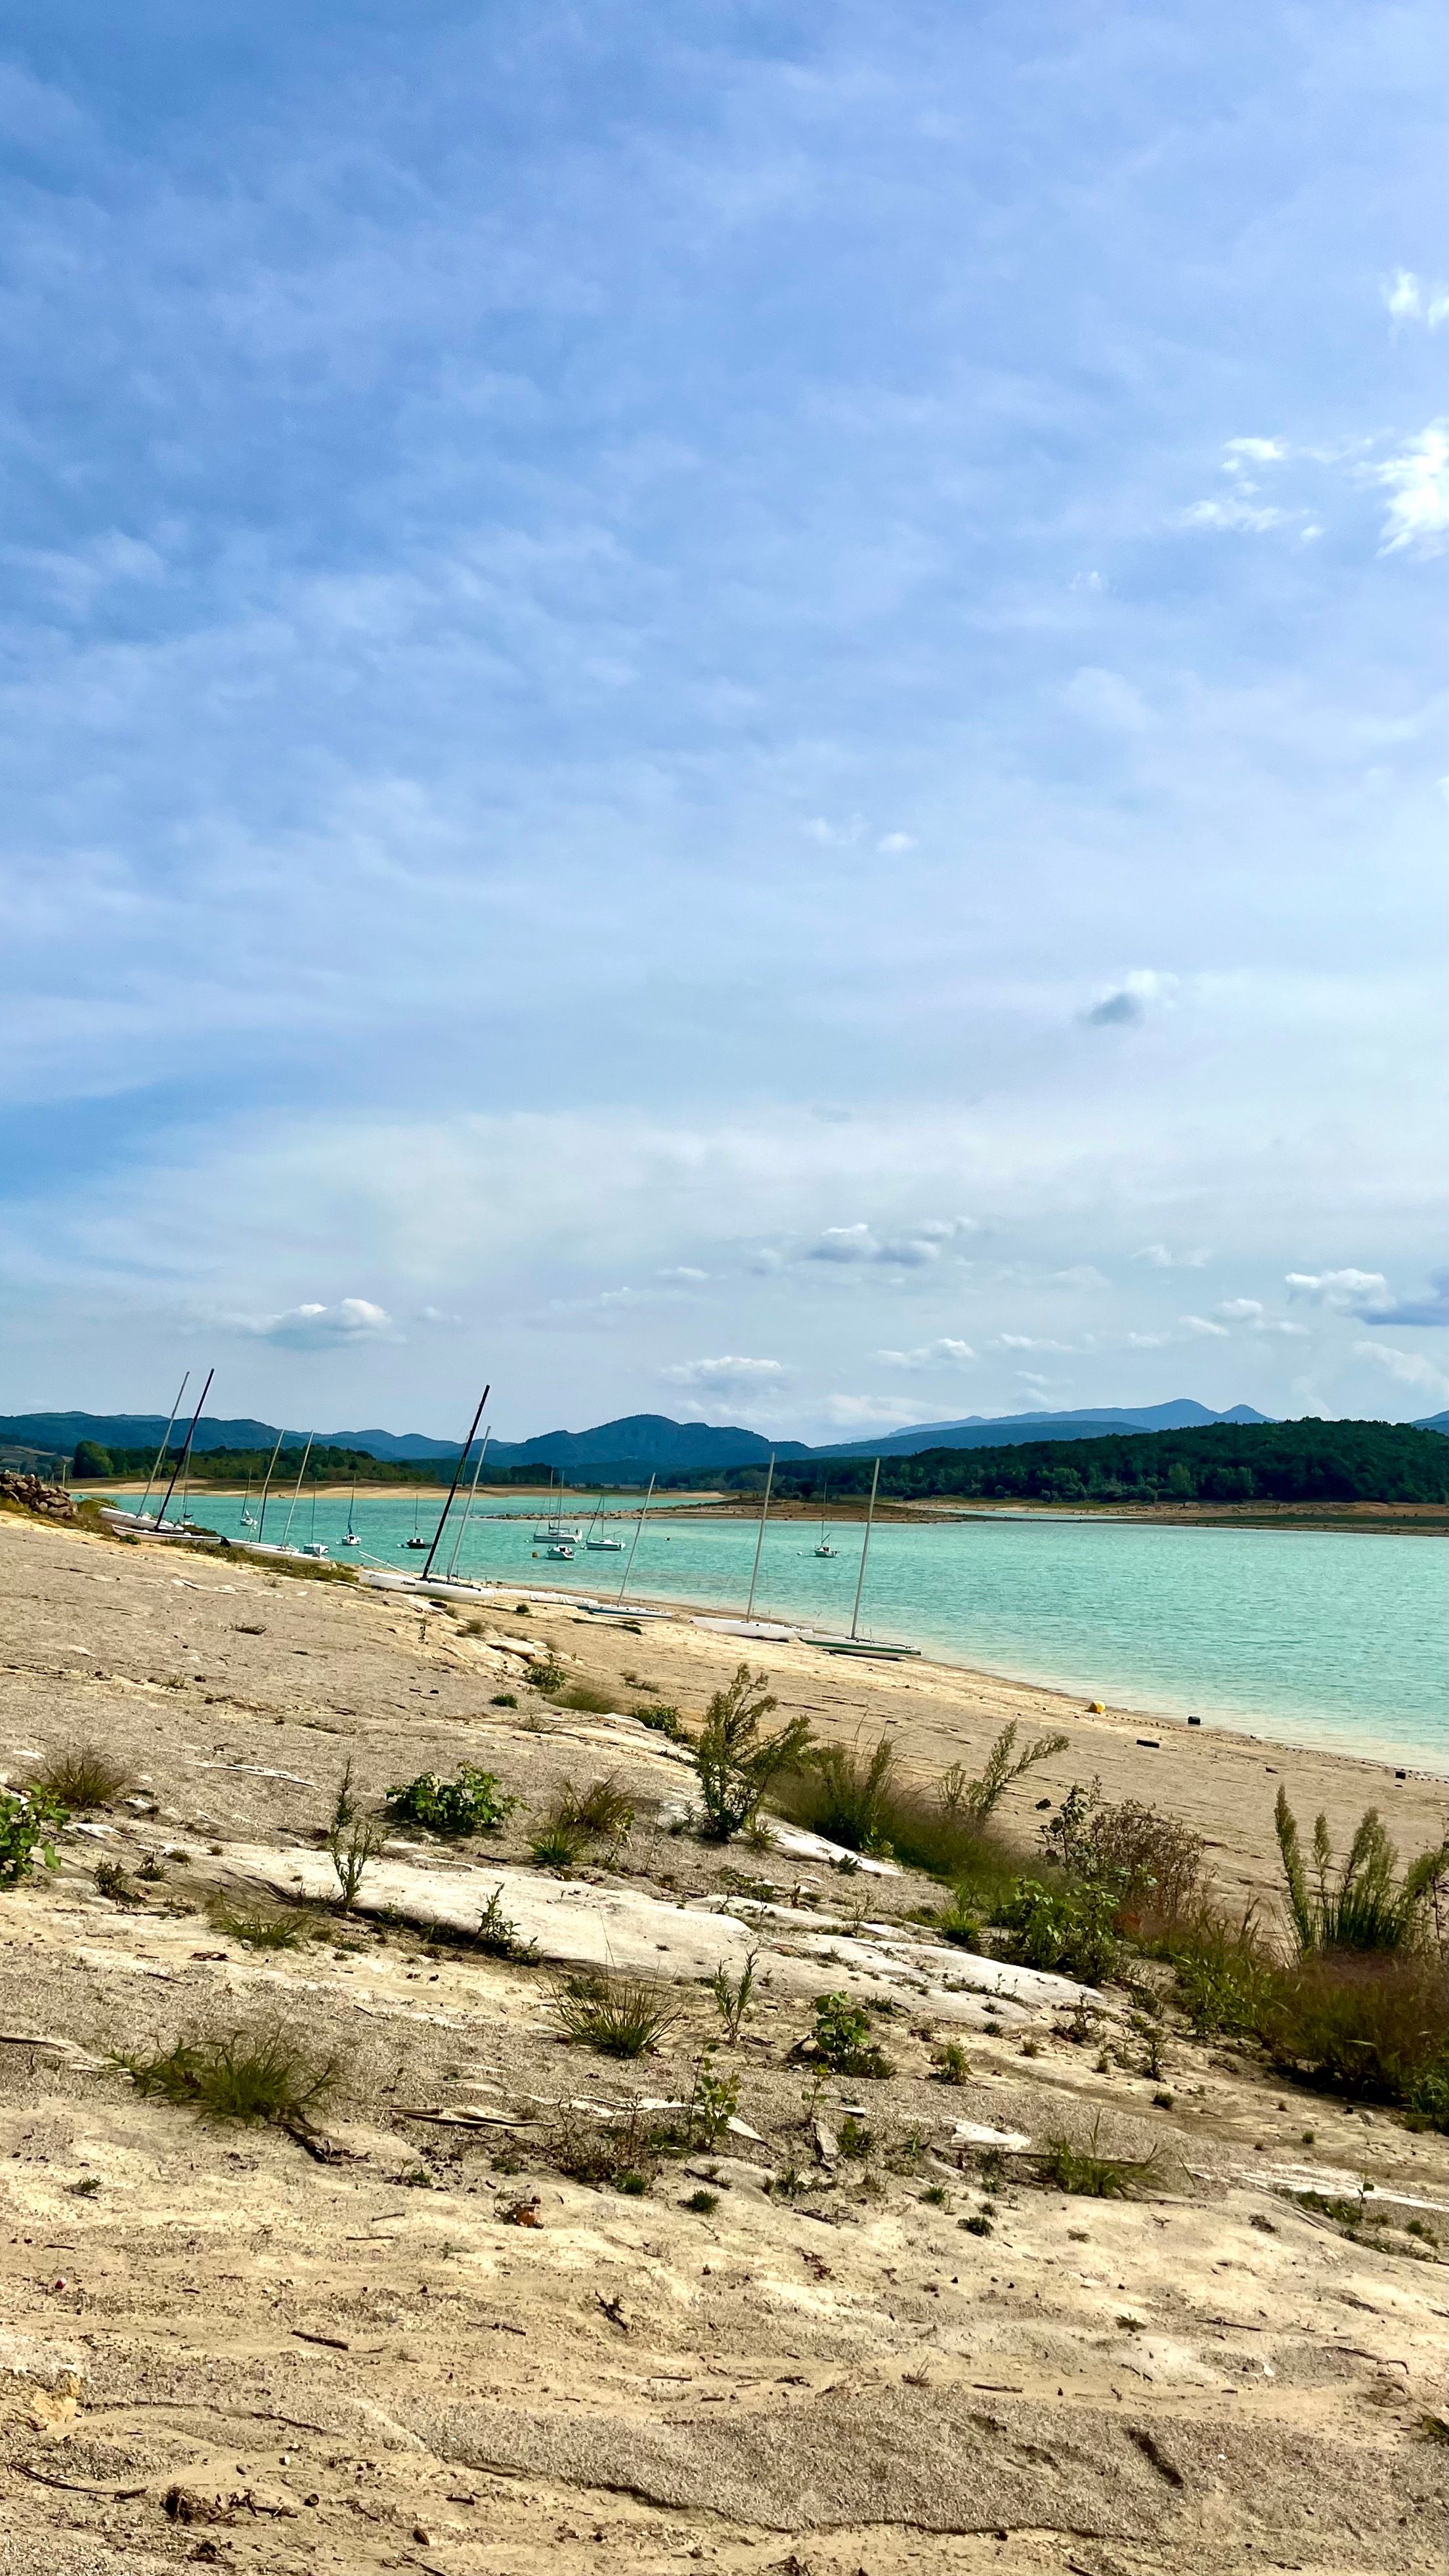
[
  {"x1": 657, "y1": 1265, "x2": 708, "y2": 1283},
  {"x1": 1216, "y1": 1297, "x2": 1263, "y2": 1320},
  {"x1": 1223, "y1": 436, "x2": 1287, "y2": 468},
  {"x1": 1352, "y1": 1342, "x2": 1448, "y2": 1395},
  {"x1": 1372, "y1": 423, "x2": 1449, "y2": 555},
  {"x1": 804, "y1": 1218, "x2": 975, "y2": 1268},
  {"x1": 660, "y1": 1354, "x2": 787, "y2": 1394},
  {"x1": 1123, "y1": 1330, "x2": 1171, "y2": 1348},
  {"x1": 876, "y1": 831, "x2": 916, "y2": 854},
  {"x1": 876, "y1": 1337, "x2": 976, "y2": 1369},
  {"x1": 991, "y1": 1333, "x2": 1073, "y2": 1352},
  {"x1": 1050, "y1": 1264, "x2": 1110, "y2": 1290},
  {"x1": 1354, "y1": 1272, "x2": 1449, "y2": 1327},
  {"x1": 1133, "y1": 1243, "x2": 1211, "y2": 1270},
  {"x1": 1180, "y1": 1314, "x2": 1229, "y2": 1337},
  {"x1": 1285, "y1": 1267, "x2": 1390, "y2": 1311},
  {"x1": 1184, "y1": 496, "x2": 1286, "y2": 533},
  {"x1": 1383, "y1": 270, "x2": 1449, "y2": 330},
  {"x1": 237, "y1": 1296, "x2": 395, "y2": 1350}
]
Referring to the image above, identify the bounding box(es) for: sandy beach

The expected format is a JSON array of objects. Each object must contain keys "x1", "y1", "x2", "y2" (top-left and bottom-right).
[{"x1": 0, "y1": 1503, "x2": 1444, "y2": 2575}]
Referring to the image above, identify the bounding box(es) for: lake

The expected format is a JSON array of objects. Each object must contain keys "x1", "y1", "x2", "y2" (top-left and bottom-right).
[{"x1": 164, "y1": 1486, "x2": 1448, "y2": 1771}]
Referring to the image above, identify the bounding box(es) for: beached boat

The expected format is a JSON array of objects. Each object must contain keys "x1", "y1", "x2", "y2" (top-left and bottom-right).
[
  {"x1": 808, "y1": 1458, "x2": 919, "y2": 1658},
  {"x1": 584, "y1": 1490, "x2": 624, "y2": 1550}
]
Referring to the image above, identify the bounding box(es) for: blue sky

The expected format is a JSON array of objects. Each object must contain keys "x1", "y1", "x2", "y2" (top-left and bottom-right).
[{"x1": 1, "y1": 0, "x2": 1445, "y2": 1441}]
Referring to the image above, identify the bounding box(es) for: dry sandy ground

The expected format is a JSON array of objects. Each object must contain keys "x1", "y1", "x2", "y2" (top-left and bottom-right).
[{"x1": 0, "y1": 1509, "x2": 1444, "y2": 2576}]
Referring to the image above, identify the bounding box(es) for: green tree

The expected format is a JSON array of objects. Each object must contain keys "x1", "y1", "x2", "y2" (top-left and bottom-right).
[{"x1": 72, "y1": 1442, "x2": 114, "y2": 1479}]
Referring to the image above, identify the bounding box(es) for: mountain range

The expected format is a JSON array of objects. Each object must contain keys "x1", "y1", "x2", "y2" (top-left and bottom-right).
[{"x1": 4, "y1": 1396, "x2": 1282, "y2": 1478}]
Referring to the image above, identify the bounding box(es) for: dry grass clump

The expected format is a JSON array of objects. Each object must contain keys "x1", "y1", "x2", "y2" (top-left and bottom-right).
[
  {"x1": 28, "y1": 1741, "x2": 131, "y2": 1810},
  {"x1": 553, "y1": 1967, "x2": 680, "y2": 2057},
  {"x1": 1255, "y1": 1951, "x2": 1448, "y2": 2122},
  {"x1": 1041, "y1": 1779, "x2": 1205, "y2": 1923},
  {"x1": 112, "y1": 2024, "x2": 343, "y2": 2134},
  {"x1": 1031, "y1": 2116, "x2": 1167, "y2": 2199},
  {"x1": 1274, "y1": 1790, "x2": 1447, "y2": 1956}
]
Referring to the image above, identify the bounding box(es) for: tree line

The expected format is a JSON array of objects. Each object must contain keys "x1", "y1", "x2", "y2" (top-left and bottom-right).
[{"x1": 71, "y1": 1442, "x2": 448, "y2": 1487}]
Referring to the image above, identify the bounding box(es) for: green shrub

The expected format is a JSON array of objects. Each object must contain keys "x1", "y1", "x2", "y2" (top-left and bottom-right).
[
  {"x1": 931, "y1": 2040, "x2": 972, "y2": 2084},
  {"x1": 0, "y1": 1788, "x2": 68, "y2": 1888},
  {"x1": 1041, "y1": 1779, "x2": 1204, "y2": 1923},
  {"x1": 1032, "y1": 2116, "x2": 1164, "y2": 2197},
  {"x1": 207, "y1": 1898, "x2": 309, "y2": 1950},
  {"x1": 685, "y1": 2050, "x2": 739, "y2": 2145},
  {"x1": 551, "y1": 1683, "x2": 616, "y2": 1714},
  {"x1": 474, "y1": 1887, "x2": 539, "y2": 1962},
  {"x1": 695, "y1": 1665, "x2": 814, "y2": 1839},
  {"x1": 385, "y1": 1766, "x2": 517, "y2": 1835},
  {"x1": 999, "y1": 1879, "x2": 1119, "y2": 1983},
  {"x1": 634, "y1": 1702, "x2": 690, "y2": 1744},
  {"x1": 940, "y1": 1722, "x2": 1068, "y2": 1828},
  {"x1": 810, "y1": 1990, "x2": 894, "y2": 2078},
  {"x1": 1170, "y1": 1912, "x2": 1273, "y2": 2035},
  {"x1": 683, "y1": 2187, "x2": 720, "y2": 2214},
  {"x1": 529, "y1": 1775, "x2": 633, "y2": 1868},
  {"x1": 937, "y1": 1892, "x2": 985, "y2": 1950},
  {"x1": 112, "y1": 2025, "x2": 342, "y2": 2133}
]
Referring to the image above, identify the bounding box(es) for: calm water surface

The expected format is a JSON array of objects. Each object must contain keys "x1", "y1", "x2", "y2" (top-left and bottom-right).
[{"x1": 171, "y1": 1488, "x2": 1446, "y2": 1771}]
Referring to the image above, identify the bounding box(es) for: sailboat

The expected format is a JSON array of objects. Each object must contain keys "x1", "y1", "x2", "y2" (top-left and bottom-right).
[
  {"x1": 814, "y1": 1478, "x2": 838, "y2": 1557},
  {"x1": 404, "y1": 1491, "x2": 429, "y2": 1549},
  {"x1": 808, "y1": 1459, "x2": 919, "y2": 1659},
  {"x1": 240, "y1": 1469, "x2": 257, "y2": 1531},
  {"x1": 341, "y1": 1484, "x2": 361, "y2": 1548},
  {"x1": 533, "y1": 1467, "x2": 582, "y2": 1544},
  {"x1": 584, "y1": 1490, "x2": 624, "y2": 1551}
]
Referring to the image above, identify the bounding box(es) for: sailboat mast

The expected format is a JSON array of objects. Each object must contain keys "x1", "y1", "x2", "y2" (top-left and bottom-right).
[
  {"x1": 446, "y1": 1426, "x2": 491, "y2": 1579},
  {"x1": 137, "y1": 1372, "x2": 188, "y2": 1524},
  {"x1": 744, "y1": 1453, "x2": 775, "y2": 1622},
  {"x1": 154, "y1": 1369, "x2": 214, "y2": 1532},
  {"x1": 255, "y1": 1425, "x2": 288, "y2": 1543},
  {"x1": 421, "y1": 1388, "x2": 490, "y2": 1580},
  {"x1": 616, "y1": 1474, "x2": 656, "y2": 1604},
  {"x1": 849, "y1": 1457, "x2": 881, "y2": 1642},
  {"x1": 280, "y1": 1432, "x2": 315, "y2": 1545}
]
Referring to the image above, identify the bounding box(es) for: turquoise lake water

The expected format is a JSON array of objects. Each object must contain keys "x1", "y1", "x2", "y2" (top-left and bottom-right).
[{"x1": 156, "y1": 1486, "x2": 1448, "y2": 1772}]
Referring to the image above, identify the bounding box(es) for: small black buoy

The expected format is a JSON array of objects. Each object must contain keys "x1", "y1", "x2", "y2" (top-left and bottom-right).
[
  {"x1": 1136, "y1": 1738, "x2": 1160, "y2": 1749},
  {"x1": 1395, "y1": 1769, "x2": 1406, "y2": 1780},
  {"x1": 1188, "y1": 1713, "x2": 1201, "y2": 1727}
]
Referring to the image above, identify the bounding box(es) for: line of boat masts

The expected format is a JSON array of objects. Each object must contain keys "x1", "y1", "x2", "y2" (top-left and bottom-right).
[{"x1": 103, "y1": 1376, "x2": 913, "y2": 1651}]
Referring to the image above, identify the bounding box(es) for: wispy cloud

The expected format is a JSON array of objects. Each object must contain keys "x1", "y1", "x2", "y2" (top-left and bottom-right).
[
  {"x1": 876, "y1": 1337, "x2": 975, "y2": 1370},
  {"x1": 234, "y1": 1297, "x2": 395, "y2": 1351},
  {"x1": 660, "y1": 1355, "x2": 787, "y2": 1396},
  {"x1": 1383, "y1": 271, "x2": 1449, "y2": 330},
  {"x1": 1372, "y1": 423, "x2": 1449, "y2": 555},
  {"x1": 1352, "y1": 1342, "x2": 1448, "y2": 1396}
]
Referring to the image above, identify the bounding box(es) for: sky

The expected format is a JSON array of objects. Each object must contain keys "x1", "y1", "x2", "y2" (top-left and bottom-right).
[{"x1": 1, "y1": 0, "x2": 1445, "y2": 1444}]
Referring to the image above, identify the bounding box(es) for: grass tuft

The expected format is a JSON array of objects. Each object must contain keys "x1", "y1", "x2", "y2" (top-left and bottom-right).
[
  {"x1": 112, "y1": 2025, "x2": 343, "y2": 2132},
  {"x1": 1031, "y1": 2115, "x2": 1165, "y2": 2198},
  {"x1": 28, "y1": 1742, "x2": 131, "y2": 1810},
  {"x1": 206, "y1": 1897, "x2": 309, "y2": 1950},
  {"x1": 553, "y1": 1967, "x2": 680, "y2": 2057}
]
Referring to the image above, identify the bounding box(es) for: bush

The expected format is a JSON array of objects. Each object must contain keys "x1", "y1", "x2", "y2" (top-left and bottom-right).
[
  {"x1": 771, "y1": 1763, "x2": 1037, "y2": 1917},
  {"x1": 1170, "y1": 1912, "x2": 1274, "y2": 2035},
  {"x1": 1253, "y1": 1950, "x2": 1448, "y2": 2122},
  {"x1": 1274, "y1": 1790, "x2": 1447, "y2": 1955},
  {"x1": 0, "y1": 1787, "x2": 68, "y2": 1889},
  {"x1": 634, "y1": 1702, "x2": 690, "y2": 1744},
  {"x1": 529, "y1": 1776, "x2": 634, "y2": 1868},
  {"x1": 695, "y1": 1665, "x2": 814, "y2": 1839},
  {"x1": 113, "y1": 2025, "x2": 342, "y2": 2133},
  {"x1": 810, "y1": 1990, "x2": 894, "y2": 2078},
  {"x1": 553, "y1": 1968, "x2": 680, "y2": 2057},
  {"x1": 551, "y1": 1683, "x2": 616, "y2": 1714},
  {"x1": 1000, "y1": 1879, "x2": 1119, "y2": 1984},
  {"x1": 474, "y1": 1886, "x2": 539, "y2": 1962},
  {"x1": 385, "y1": 1766, "x2": 517, "y2": 1835},
  {"x1": 808, "y1": 1734, "x2": 899, "y2": 1853},
  {"x1": 1040, "y1": 1780, "x2": 1204, "y2": 1923},
  {"x1": 937, "y1": 1892, "x2": 985, "y2": 1950},
  {"x1": 27, "y1": 1742, "x2": 131, "y2": 1811}
]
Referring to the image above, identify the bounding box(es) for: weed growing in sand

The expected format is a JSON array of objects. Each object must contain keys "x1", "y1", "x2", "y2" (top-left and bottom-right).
[
  {"x1": 999, "y1": 1879, "x2": 1119, "y2": 1984},
  {"x1": 206, "y1": 1897, "x2": 309, "y2": 1950},
  {"x1": 685, "y1": 2049, "x2": 739, "y2": 2147},
  {"x1": 553, "y1": 1967, "x2": 681, "y2": 2057},
  {"x1": 329, "y1": 1812, "x2": 384, "y2": 1909},
  {"x1": 112, "y1": 2025, "x2": 342, "y2": 2134},
  {"x1": 27, "y1": 1742, "x2": 131, "y2": 1811},
  {"x1": 920, "y1": 2183, "x2": 949, "y2": 2207},
  {"x1": 0, "y1": 1786, "x2": 67, "y2": 1888},
  {"x1": 708, "y1": 1949, "x2": 759, "y2": 2044},
  {"x1": 551, "y1": 1683, "x2": 616, "y2": 1715},
  {"x1": 809, "y1": 1992, "x2": 894, "y2": 2080},
  {"x1": 526, "y1": 1653, "x2": 565, "y2": 1692},
  {"x1": 937, "y1": 1891, "x2": 985, "y2": 1950},
  {"x1": 94, "y1": 1858, "x2": 142, "y2": 1906},
  {"x1": 385, "y1": 1766, "x2": 517, "y2": 1836},
  {"x1": 543, "y1": 2102, "x2": 672, "y2": 2192},
  {"x1": 473, "y1": 1887, "x2": 540, "y2": 1963},
  {"x1": 683, "y1": 2187, "x2": 719, "y2": 2214},
  {"x1": 1031, "y1": 2116, "x2": 1165, "y2": 2199},
  {"x1": 930, "y1": 2040, "x2": 972, "y2": 2085},
  {"x1": 940, "y1": 1723, "x2": 1069, "y2": 1829},
  {"x1": 634, "y1": 1702, "x2": 690, "y2": 1744},
  {"x1": 694, "y1": 1665, "x2": 813, "y2": 1841},
  {"x1": 1041, "y1": 1780, "x2": 1205, "y2": 1923}
]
